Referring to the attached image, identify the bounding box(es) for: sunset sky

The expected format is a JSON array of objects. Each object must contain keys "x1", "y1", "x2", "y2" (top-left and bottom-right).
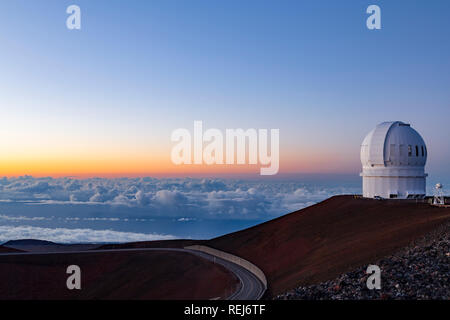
[{"x1": 1, "y1": 0, "x2": 450, "y2": 178}]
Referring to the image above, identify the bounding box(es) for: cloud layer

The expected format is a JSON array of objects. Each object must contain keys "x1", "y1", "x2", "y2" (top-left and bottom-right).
[
  {"x1": 0, "y1": 176, "x2": 360, "y2": 220},
  {"x1": 0, "y1": 176, "x2": 361, "y2": 242},
  {"x1": 0, "y1": 225, "x2": 175, "y2": 243}
]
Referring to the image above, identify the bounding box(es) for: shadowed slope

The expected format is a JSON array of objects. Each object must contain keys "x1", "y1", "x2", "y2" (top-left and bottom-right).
[{"x1": 3, "y1": 239, "x2": 100, "y2": 253}]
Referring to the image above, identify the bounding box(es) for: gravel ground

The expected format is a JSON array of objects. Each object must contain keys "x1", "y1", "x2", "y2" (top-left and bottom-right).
[{"x1": 275, "y1": 223, "x2": 450, "y2": 300}]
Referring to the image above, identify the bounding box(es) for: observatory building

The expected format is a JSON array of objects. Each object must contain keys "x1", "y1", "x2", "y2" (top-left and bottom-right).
[{"x1": 360, "y1": 121, "x2": 428, "y2": 199}]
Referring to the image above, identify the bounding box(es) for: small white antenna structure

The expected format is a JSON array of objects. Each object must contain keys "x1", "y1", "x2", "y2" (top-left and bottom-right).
[{"x1": 433, "y1": 183, "x2": 445, "y2": 205}]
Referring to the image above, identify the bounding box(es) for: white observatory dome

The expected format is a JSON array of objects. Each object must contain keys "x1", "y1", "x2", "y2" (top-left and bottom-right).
[{"x1": 360, "y1": 121, "x2": 428, "y2": 199}]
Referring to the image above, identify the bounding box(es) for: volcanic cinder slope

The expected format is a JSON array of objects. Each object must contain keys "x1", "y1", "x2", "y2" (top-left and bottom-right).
[
  {"x1": 0, "y1": 250, "x2": 238, "y2": 300},
  {"x1": 206, "y1": 195, "x2": 450, "y2": 296}
]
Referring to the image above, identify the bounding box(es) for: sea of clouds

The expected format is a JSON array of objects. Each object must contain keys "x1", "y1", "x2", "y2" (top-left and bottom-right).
[
  {"x1": 0, "y1": 176, "x2": 360, "y2": 243},
  {"x1": 0, "y1": 225, "x2": 175, "y2": 243},
  {"x1": 0, "y1": 176, "x2": 361, "y2": 218}
]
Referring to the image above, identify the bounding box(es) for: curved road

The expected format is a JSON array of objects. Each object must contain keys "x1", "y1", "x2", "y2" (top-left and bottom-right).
[
  {"x1": 185, "y1": 249, "x2": 266, "y2": 300},
  {"x1": 0, "y1": 247, "x2": 265, "y2": 300}
]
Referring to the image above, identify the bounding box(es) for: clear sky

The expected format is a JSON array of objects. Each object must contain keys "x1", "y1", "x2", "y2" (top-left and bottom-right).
[{"x1": 1, "y1": 0, "x2": 449, "y2": 178}]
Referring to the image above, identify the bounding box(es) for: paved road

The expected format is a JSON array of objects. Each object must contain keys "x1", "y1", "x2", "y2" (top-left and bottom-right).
[
  {"x1": 186, "y1": 249, "x2": 266, "y2": 300},
  {"x1": 0, "y1": 247, "x2": 265, "y2": 300}
]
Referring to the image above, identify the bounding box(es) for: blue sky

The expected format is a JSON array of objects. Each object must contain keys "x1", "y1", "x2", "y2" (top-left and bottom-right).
[{"x1": 0, "y1": 0, "x2": 449, "y2": 177}]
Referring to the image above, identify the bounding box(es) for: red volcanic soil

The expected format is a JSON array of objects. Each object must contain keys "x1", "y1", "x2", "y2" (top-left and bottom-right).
[
  {"x1": 0, "y1": 246, "x2": 23, "y2": 253},
  {"x1": 0, "y1": 250, "x2": 238, "y2": 300},
  {"x1": 207, "y1": 196, "x2": 450, "y2": 296}
]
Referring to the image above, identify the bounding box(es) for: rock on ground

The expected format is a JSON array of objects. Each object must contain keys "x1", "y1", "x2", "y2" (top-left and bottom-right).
[{"x1": 275, "y1": 224, "x2": 449, "y2": 300}]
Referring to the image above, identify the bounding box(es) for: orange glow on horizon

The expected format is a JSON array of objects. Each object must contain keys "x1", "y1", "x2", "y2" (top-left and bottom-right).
[
  {"x1": 0, "y1": 153, "x2": 357, "y2": 178},
  {"x1": 0, "y1": 144, "x2": 358, "y2": 178}
]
